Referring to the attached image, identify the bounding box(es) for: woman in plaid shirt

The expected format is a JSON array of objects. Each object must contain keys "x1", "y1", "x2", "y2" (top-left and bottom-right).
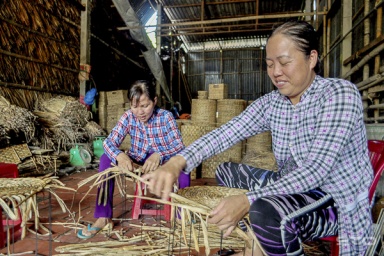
[
  {"x1": 145, "y1": 21, "x2": 373, "y2": 255},
  {"x1": 77, "y1": 80, "x2": 188, "y2": 239}
]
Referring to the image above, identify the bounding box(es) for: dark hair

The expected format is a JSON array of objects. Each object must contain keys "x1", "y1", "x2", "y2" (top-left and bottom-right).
[
  {"x1": 128, "y1": 80, "x2": 157, "y2": 103},
  {"x1": 269, "y1": 20, "x2": 321, "y2": 74}
]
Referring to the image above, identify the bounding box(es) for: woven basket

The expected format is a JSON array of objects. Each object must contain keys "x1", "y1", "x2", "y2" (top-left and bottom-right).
[
  {"x1": 98, "y1": 91, "x2": 107, "y2": 106},
  {"x1": 175, "y1": 185, "x2": 248, "y2": 209},
  {"x1": 197, "y1": 90, "x2": 208, "y2": 99},
  {"x1": 98, "y1": 92, "x2": 107, "y2": 129},
  {"x1": 191, "y1": 99, "x2": 217, "y2": 126},
  {"x1": 181, "y1": 124, "x2": 216, "y2": 146},
  {"x1": 202, "y1": 142, "x2": 243, "y2": 178},
  {"x1": 0, "y1": 144, "x2": 31, "y2": 164},
  {"x1": 216, "y1": 99, "x2": 245, "y2": 125},
  {"x1": 181, "y1": 125, "x2": 216, "y2": 179},
  {"x1": 0, "y1": 178, "x2": 46, "y2": 196},
  {"x1": 208, "y1": 84, "x2": 228, "y2": 100}
]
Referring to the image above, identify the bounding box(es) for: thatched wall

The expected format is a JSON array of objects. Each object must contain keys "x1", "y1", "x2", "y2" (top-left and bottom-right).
[{"x1": 0, "y1": 0, "x2": 81, "y2": 110}]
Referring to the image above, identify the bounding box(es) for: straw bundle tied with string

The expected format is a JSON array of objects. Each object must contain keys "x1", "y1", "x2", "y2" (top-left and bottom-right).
[
  {"x1": 75, "y1": 166, "x2": 266, "y2": 256},
  {"x1": 0, "y1": 174, "x2": 75, "y2": 240}
]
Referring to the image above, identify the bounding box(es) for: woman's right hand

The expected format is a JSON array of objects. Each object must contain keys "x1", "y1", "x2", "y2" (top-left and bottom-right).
[{"x1": 116, "y1": 152, "x2": 134, "y2": 172}]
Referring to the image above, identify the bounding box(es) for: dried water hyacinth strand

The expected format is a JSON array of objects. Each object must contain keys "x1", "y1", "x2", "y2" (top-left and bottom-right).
[
  {"x1": 0, "y1": 175, "x2": 75, "y2": 239},
  {"x1": 0, "y1": 100, "x2": 36, "y2": 142},
  {"x1": 54, "y1": 221, "x2": 246, "y2": 255},
  {"x1": 75, "y1": 167, "x2": 260, "y2": 255}
]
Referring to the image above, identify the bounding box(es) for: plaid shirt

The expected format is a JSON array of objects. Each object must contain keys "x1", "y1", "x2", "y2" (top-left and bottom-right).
[
  {"x1": 180, "y1": 76, "x2": 373, "y2": 255},
  {"x1": 104, "y1": 107, "x2": 184, "y2": 165}
]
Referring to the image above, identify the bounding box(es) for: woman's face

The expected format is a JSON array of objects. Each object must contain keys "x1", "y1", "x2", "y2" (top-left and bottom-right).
[
  {"x1": 130, "y1": 94, "x2": 157, "y2": 124},
  {"x1": 266, "y1": 33, "x2": 317, "y2": 105}
]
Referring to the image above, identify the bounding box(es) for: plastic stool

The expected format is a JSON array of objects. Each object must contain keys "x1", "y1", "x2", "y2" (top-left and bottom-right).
[
  {"x1": 0, "y1": 163, "x2": 21, "y2": 248},
  {"x1": 131, "y1": 182, "x2": 171, "y2": 221}
]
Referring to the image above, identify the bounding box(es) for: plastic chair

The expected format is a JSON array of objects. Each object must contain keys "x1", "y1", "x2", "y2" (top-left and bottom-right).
[{"x1": 319, "y1": 140, "x2": 384, "y2": 255}]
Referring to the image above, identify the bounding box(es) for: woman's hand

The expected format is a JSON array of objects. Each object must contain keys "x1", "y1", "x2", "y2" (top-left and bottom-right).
[
  {"x1": 116, "y1": 153, "x2": 134, "y2": 172},
  {"x1": 142, "y1": 152, "x2": 161, "y2": 173},
  {"x1": 142, "y1": 155, "x2": 186, "y2": 201},
  {"x1": 208, "y1": 194, "x2": 250, "y2": 238}
]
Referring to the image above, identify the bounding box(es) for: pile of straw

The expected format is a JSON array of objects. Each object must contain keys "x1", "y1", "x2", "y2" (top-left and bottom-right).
[
  {"x1": 0, "y1": 1, "x2": 80, "y2": 110},
  {"x1": 33, "y1": 96, "x2": 92, "y2": 151},
  {"x1": 0, "y1": 96, "x2": 37, "y2": 146},
  {"x1": 0, "y1": 174, "x2": 75, "y2": 240},
  {"x1": 84, "y1": 121, "x2": 107, "y2": 141}
]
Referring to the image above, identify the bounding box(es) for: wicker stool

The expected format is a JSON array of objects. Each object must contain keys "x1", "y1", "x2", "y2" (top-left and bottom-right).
[{"x1": 131, "y1": 182, "x2": 171, "y2": 221}]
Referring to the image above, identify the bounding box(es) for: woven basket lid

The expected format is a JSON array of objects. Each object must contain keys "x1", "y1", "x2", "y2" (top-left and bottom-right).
[
  {"x1": 176, "y1": 185, "x2": 248, "y2": 209},
  {"x1": 0, "y1": 178, "x2": 46, "y2": 196}
]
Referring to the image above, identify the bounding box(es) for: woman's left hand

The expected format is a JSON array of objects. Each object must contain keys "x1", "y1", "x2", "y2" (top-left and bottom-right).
[
  {"x1": 207, "y1": 194, "x2": 250, "y2": 238},
  {"x1": 142, "y1": 152, "x2": 161, "y2": 173}
]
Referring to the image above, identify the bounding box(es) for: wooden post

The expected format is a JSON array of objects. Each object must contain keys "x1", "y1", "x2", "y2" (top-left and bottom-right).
[
  {"x1": 80, "y1": 0, "x2": 91, "y2": 98},
  {"x1": 341, "y1": 0, "x2": 352, "y2": 76},
  {"x1": 373, "y1": 5, "x2": 382, "y2": 122},
  {"x1": 374, "y1": 5, "x2": 382, "y2": 75},
  {"x1": 362, "y1": 0, "x2": 374, "y2": 121},
  {"x1": 156, "y1": 4, "x2": 162, "y2": 105},
  {"x1": 324, "y1": 16, "x2": 330, "y2": 77}
]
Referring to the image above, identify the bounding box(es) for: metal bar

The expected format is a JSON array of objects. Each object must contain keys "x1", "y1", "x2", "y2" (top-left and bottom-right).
[{"x1": 118, "y1": 11, "x2": 327, "y2": 30}]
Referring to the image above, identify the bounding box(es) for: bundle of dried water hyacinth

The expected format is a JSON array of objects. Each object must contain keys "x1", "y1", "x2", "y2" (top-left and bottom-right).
[
  {"x1": 76, "y1": 167, "x2": 266, "y2": 256},
  {"x1": 0, "y1": 95, "x2": 37, "y2": 144},
  {"x1": 0, "y1": 174, "x2": 75, "y2": 239},
  {"x1": 84, "y1": 121, "x2": 107, "y2": 141},
  {"x1": 33, "y1": 96, "x2": 92, "y2": 151}
]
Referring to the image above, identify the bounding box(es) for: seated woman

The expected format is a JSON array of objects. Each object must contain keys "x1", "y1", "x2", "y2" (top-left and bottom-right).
[
  {"x1": 77, "y1": 80, "x2": 190, "y2": 239},
  {"x1": 144, "y1": 21, "x2": 373, "y2": 256}
]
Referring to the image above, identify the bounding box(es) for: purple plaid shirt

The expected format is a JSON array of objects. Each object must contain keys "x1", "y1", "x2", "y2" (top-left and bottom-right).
[
  {"x1": 104, "y1": 107, "x2": 184, "y2": 165},
  {"x1": 180, "y1": 76, "x2": 373, "y2": 255}
]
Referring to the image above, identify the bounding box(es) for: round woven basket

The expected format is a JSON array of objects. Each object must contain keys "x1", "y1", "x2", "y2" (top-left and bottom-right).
[
  {"x1": 98, "y1": 91, "x2": 107, "y2": 105},
  {"x1": 191, "y1": 99, "x2": 217, "y2": 126},
  {"x1": 216, "y1": 99, "x2": 245, "y2": 125},
  {"x1": 202, "y1": 142, "x2": 243, "y2": 178},
  {"x1": 175, "y1": 185, "x2": 248, "y2": 209},
  {"x1": 181, "y1": 125, "x2": 206, "y2": 146},
  {"x1": 197, "y1": 90, "x2": 208, "y2": 99},
  {"x1": 180, "y1": 125, "x2": 215, "y2": 180}
]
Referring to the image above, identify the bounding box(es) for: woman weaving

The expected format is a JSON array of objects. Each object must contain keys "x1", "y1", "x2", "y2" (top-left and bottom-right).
[
  {"x1": 144, "y1": 21, "x2": 373, "y2": 255},
  {"x1": 78, "y1": 80, "x2": 190, "y2": 239}
]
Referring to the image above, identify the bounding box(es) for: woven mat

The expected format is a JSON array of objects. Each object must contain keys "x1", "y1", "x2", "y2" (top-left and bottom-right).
[{"x1": 0, "y1": 144, "x2": 32, "y2": 164}]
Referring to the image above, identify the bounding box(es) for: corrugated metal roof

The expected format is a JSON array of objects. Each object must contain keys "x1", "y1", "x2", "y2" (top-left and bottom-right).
[
  {"x1": 129, "y1": 0, "x2": 157, "y2": 25},
  {"x1": 129, "y1": 0, "x2": 309, "y2": 51}
]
